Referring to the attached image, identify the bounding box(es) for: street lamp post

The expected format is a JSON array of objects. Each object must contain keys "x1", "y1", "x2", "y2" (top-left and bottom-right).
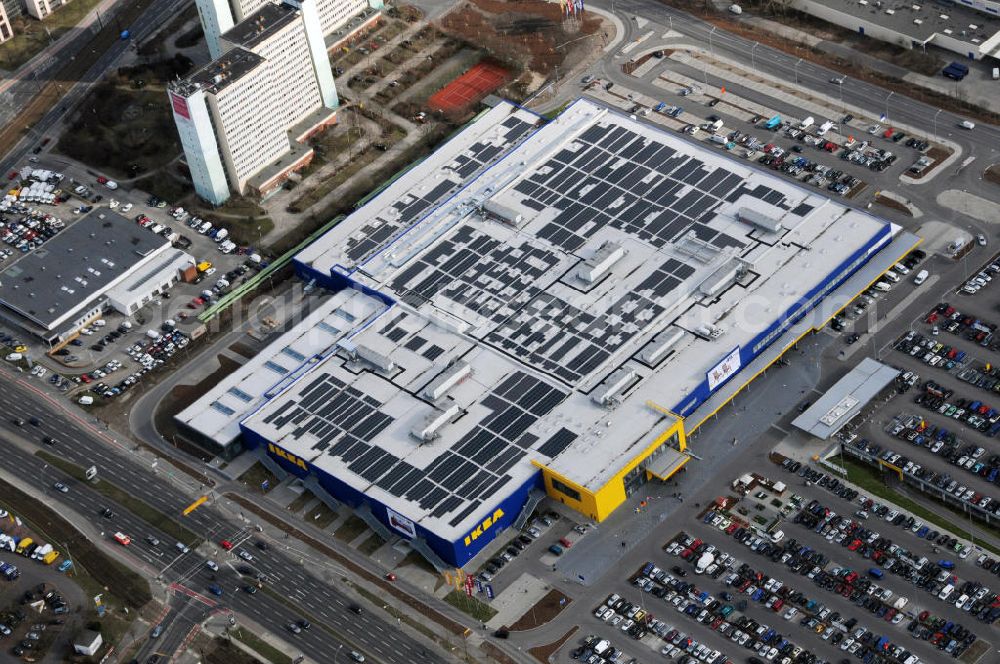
[
  {"x1": 933, "y1": 108, "x2": 943, "y2": 142},
  {"x1": 884, "y1": 91, "x2": 895, "y2": 123},
  {"x1": 751, "y1": 42, "x2": 759, "y2": 73},
  {"x1": 708, "y1": 26, "x2": 717, "y2": 58},
  {"x1": 794, "y1": 58, "x2": 803, "y2": 85}
]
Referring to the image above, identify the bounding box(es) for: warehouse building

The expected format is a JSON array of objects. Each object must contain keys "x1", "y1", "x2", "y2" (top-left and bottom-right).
[
  {"x1": 0, "y1": 212, "x2": 193, "y2": 345},
  {"x1": 169, "y1": 0, "x2": 338, "y2": 204},
  {"x1": 790, "y1": 0, "x2": 1000, "y2": 60},
  {"x1": 181, "y1": 98, "x2": 918, "y2": 566}
]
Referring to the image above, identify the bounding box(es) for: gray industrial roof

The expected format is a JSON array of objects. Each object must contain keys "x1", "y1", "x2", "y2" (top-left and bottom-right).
[
  {"x1": 792, "y1": 357, "x2": 901, "y2": 439},
  {"x1": 0, "y1": 211, "x2": 168, "y2": 328},
  {"x1": 816, "y1": 0, "x2": 1000, "y2": 48}
]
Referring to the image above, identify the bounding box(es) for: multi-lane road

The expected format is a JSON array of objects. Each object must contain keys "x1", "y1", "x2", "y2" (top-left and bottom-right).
[{"x1": 0, "y1": 376, "x2": 449, "y2": 664}]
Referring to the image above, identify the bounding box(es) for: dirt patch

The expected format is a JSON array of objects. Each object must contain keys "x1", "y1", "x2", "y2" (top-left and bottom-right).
[
  {"x1": 358, "y1": 532, "x2": 387, "y2": 555},
  {"x1": 238, "y1": 462, "x2": 279, "y2": 495},
  {"x1": 984, "y1": 164, "x2": 1000, "y2": 186},
  {"x1": 224, "y1": 493, "x2": 467, "y2": 635},
  {"x1": 906, "y1": 145, "x2": 953, "y2": 180},
  {"x1": 229, "y1": 342, "x2": 258, "y2": 359},
  {"x1": 527, "y1": 626, "x2": 577, "y2": 663},
  {"x1": 873, "y1": 195, "x2": 913, "y2": 217},
  {"x1": 438, "y1": 0, "x2": 602, "y2": 80},
  {"x1": 507, "y1": 588, "x2": 571, "y2": 631},
  {"x1": 203, "y1": 636, "x2": 267, "y2": 664},
  {"x1": 334, "y1": 514, "x2": 369, "y2": 542}
]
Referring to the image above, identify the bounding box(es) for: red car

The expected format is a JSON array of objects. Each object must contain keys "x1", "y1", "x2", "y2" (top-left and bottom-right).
[
  {"x1": 220, "y1": 539, "x2": 234, "y2": 550},
  {"x1": 385, "y1": 572, "x2": 396, "y2": 581},
  {"x1": 97, "y1": 176, "x2": 108, "y2": 184},
  {"x1": 883, "y1": 128, "x2": 894, "y2": 139}
]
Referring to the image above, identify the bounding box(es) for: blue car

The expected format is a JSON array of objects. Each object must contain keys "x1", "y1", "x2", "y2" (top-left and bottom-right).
[
  {"x1": 916, "y1": 526, "x2": 929, "y2": 538},
  {"x1": 208, "y1": 584, "x2": 223, "y2": 596},
  {"x1": 938, "y1": 560, "x2": 955, "y2": 569}
]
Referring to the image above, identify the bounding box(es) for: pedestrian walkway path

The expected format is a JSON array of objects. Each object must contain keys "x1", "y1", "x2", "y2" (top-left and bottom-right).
[{"x1": 484, "y1": 573, "x2": 549, "y2": 630}]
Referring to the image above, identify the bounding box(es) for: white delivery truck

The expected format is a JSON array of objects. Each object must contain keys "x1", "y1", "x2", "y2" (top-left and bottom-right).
[
  {"x1": 214, "y1": 228, "x2": 229, "y2": 243},
  {"x1": 816, "y1": 120, "x2": 835, "y2": 136},
  {"x1": 696, "y1": 552, "x2": 715, "y2": 574},
  {"x1": 799, "y1": 116, "x2": 815, "y2": 130},
  {"x1": 914, "y1": 270, "x2": 929, "y2": 285}
]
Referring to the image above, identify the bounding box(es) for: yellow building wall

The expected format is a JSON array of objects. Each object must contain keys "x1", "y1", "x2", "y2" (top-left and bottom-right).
[{"x1": 534, "y1": 416, "x2": 687, "y2": 522}]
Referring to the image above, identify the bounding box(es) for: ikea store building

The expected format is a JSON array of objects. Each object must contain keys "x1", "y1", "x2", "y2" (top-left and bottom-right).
[{"x1": 177, "y1": 98, "x2": 918, "y2": 567}]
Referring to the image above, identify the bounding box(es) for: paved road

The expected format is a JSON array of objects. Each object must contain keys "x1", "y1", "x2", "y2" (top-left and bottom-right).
[{"x1": 0, "y1": 377, "x2": 449, "y2": 664}]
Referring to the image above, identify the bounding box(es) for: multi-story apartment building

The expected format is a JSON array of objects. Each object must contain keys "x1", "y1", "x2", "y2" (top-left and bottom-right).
[
  {"x1": 196, "y1": 0, "x2": 382, "y2": 58},
  {"x1": 169, "y1": 0, "x2": 338, "y2": 204},
  {"x1": 23, "y1": 0, "x2": 69, "y2": 20},
  {"x1": 0, "y1": 2, "x2": 14, "y2": 44}
]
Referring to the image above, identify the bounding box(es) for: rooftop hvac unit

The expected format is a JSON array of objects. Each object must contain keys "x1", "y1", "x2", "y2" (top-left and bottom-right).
[
  {"x1": 577, "y1": 241, "x2": 626, "y2": 284},
  {"x1": 352, "y1": 344, "x2": 395, "y2": 373},
  {"x1": 698, "y1": 260, "x2": 744, "y2": 297},
  {"x1": 696, "y1": 324, "x2": 724, "y2": 339},
  {"x1": 639, "y1": 328, "x2": 686, "y2": 365},
  {"x1": 411, "y1": 404, "x2": 460, "y2": 442},
  {"x1": 423, "y1": 361, "x2": 472, "y2": 401},
  {"x1": 482, "y1": 200, "x2": 524, "y2": 227},
  {"x1": 738, "y1": 206, "x2": 783, "y2": 234},
  {"x1": 592, "y1": 367, "x2": 636, "y2": 408}
]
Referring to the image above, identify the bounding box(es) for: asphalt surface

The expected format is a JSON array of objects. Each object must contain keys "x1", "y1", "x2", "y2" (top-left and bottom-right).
[{"x1": 0, "y1": 376, "x2": 447, "y2": 664}]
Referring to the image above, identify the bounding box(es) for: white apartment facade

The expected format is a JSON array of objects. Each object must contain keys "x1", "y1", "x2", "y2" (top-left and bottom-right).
[
  {"x1": 23, "y1": 0, "x2": 69, "y2": 20},
  {"x1": 0, "y1": 2, "x2": 13, "y2": 43},
  {"x1": 169, "y1": 0, "x2": 338, "y2": 204},
  {"x1": 195, "y1": 0, "x2": 382, "y2": 58}
]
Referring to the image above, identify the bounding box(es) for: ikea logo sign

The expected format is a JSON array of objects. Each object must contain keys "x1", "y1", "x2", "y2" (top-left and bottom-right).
[
  {"x1": 463, "y1": 509, "x2": 504, "y2": 547},
  {"x1": 268, "y1": 443, "x2": 307, "y2": 470}
]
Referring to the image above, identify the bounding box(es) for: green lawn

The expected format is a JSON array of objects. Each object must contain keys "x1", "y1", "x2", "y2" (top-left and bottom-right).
[
  {"x1": 238, "y1": 462, "x2": 279, "y2": 494},
  {"x1": 444, "y1": 589, "x2": 497, "y2": 622},
  {"x1": 830, "y1": 454, "x2": 1000, "y2": 556},
  {"x1": 36, "y1": 451, "x2": 200, "y2": 547},
  {"x1": 229, "y1": 627, "x2": 293, "y2": 664}
]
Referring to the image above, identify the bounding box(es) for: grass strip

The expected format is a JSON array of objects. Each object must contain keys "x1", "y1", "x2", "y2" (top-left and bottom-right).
[
  {"x1": 36, "y1": 451, "x2": 199, "y2": 547},
  {"x1": 827, "y1": 455, "x2": 1000, "y2": 557},
  {"x1": 229, "y1": 625, "x2": 293, "y2": 664},
  {"x1": 444, "y1": 589, "x2": 498, "y2": 622}
]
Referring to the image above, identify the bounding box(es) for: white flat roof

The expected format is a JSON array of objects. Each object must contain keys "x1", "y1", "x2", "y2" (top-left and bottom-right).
[
  {"x1": 175, "y1": 289, "x2": 384, "y2": 447},
  {"x1": 238, "y1": 98, "x2": 896, "y2": 540},
  {"x1": 792, "y1": 357, "x2": 901, "y2": 439}
]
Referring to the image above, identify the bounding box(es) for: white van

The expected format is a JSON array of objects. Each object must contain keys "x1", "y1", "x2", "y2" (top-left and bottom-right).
[
  {"x1": 914, "y1": 269, "x2": 929, "y2": 285},
  {"x1": 960, "y1": 120, "x2": 975, "y2": 130},
  {"x1": 78, "y1": 396, "x2": 94, "y2": 405},
  {"x1": 5, "y1": 353, "x2": 22, "y2": 361},
  {"x1": 214, "y1": 228, "x2": 229, "y2": 243},
  {"x1": 938, "y1": 584, "x2": 955, "y2": 601},
  {"x1": 873, "y1": 282, "x2": 891, "y2": 292},
  {"x1": 197, "y1": 221, "x2": 212, "y2": 234},
  {"x1": 709, "y1": 119, "x2": 724, "y2": 132},
  {"x1": 881, "y1": 270, "x2": 900, "y2": 283},
  {"x1": 799, "y1": 116, "x2": 815, "y2": 130}
]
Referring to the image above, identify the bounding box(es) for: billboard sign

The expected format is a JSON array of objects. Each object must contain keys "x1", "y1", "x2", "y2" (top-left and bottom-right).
[
  {"x1": 170, "y1": 92, "x2": 191, "y2": 120},
  {"x1": 707, "y1": 346, "x2": 741, "y2": 391},
  {"x1": 386, "y1": 507, "x2": 416, "y2": 538}
]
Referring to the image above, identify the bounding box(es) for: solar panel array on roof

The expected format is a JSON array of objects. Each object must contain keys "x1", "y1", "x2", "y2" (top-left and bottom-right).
[
  {"x1": 260, "y1": 368, "x2": 566, "y2": 525},
  {"x1": 510, "y1": 120, "x2": 792, "y2": 255}
]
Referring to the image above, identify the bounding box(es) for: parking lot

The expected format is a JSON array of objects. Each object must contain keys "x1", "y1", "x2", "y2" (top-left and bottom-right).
[
  {"x1": 572, "y1": 461, "x2": 996, "y2": 664},
  {"x1": 1, "y1": 160, "x2": 268, "y2": 408}
]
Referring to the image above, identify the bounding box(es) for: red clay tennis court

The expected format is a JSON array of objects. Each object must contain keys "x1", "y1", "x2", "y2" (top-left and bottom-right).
[{"x1": 428, "y1": 61, "x2": 511, "y2": 115}]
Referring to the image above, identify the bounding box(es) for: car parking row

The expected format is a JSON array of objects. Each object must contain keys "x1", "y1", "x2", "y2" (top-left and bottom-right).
[
  {"x1": 783, "y1": 463, "x2": 973, "y2": 563},
  {"x1": 712, "y1": 519, "x2": 983, "y2": 663},
  {"x1": 912, "y1": 379, "x2": 1000, "y2": 440},
  {"x1": 887, "y1": 412, "x2": 1000, "y2": 489},
  {"x1": 955, "y1": 254, "x2": 999, "y2": 296},
  {"x1": 665, "y1": 531, "x2": 926, "y2": 664},
  {"x1": 926, "y1": 302, "x2": 1000, "y2": 353},
  {"x1": 571, "y1": 632, "x2": 640, "y2": 664},
  {"x1": 476, "y1": 510, "x2": 583, "y2": 584},
  {"x1": 840, "y1": 434, "x2": 1000, "y2": 523},
  {"x1": 0, "y1": 205, "x2": 64, "y2": 255},
  {"x1": 790, "y1": 496, "x2": 997, "y2": 624},
  {"x1": 894, "y1": 332, "x2": 967, "y2": 373}
]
